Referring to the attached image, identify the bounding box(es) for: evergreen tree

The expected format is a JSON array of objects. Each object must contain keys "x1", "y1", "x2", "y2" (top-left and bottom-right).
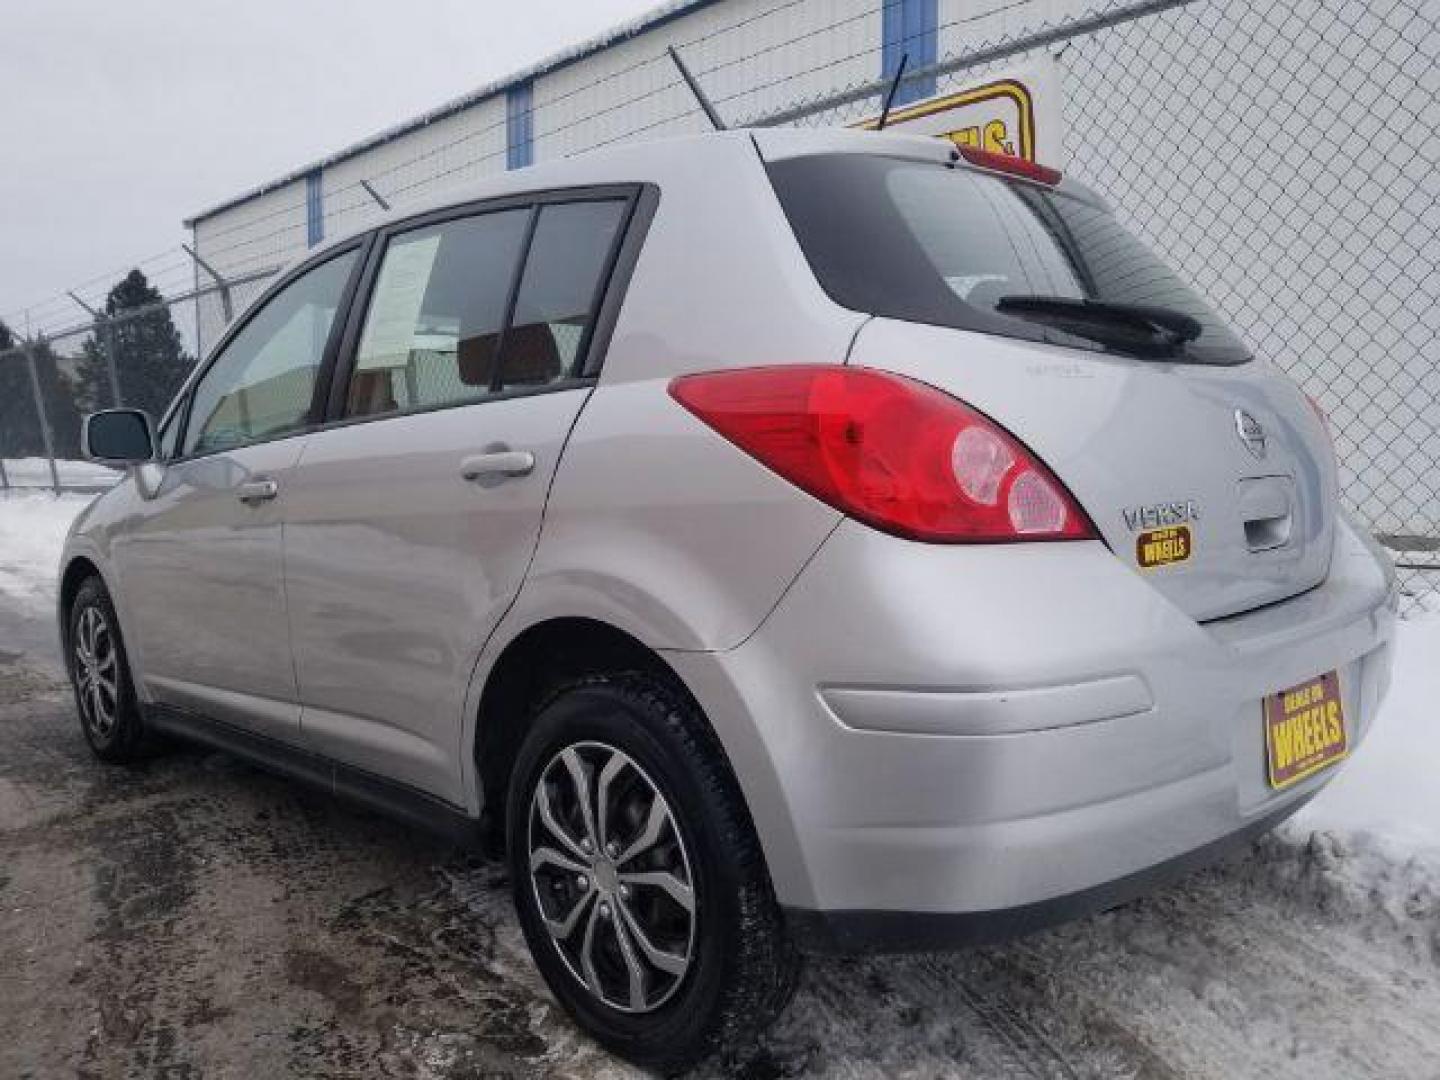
[
  {"x1": 0, "y1": 321, "x2": 82, "y2": 460},
  {"x1": 0, "y1": 320, "x2": 27, "y2": 457},
  {"x1": 74, "y1": 269, "x2": 193, "y2": 420},
  {"x1": 32, "y1": 337, "x2": 83, "y2": 460}
]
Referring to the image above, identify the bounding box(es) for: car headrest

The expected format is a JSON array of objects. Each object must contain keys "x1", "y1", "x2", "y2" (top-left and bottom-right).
[{"x1": 499, "y1": 322, "x2": 562, "y2": 385}]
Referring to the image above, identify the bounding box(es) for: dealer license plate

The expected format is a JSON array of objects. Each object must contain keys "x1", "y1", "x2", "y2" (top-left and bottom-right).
[{"x1": 1263, "y1": 671, "x2": 1348, "y2": 790}]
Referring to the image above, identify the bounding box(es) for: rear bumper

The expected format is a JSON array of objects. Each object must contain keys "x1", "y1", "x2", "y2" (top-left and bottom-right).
[
  {"x1": 665, "y1": 516, "x2": 1395, "y2": 941},
  {"x1": 784, "y1": 789, "x2": 1315, "y2": 954}
]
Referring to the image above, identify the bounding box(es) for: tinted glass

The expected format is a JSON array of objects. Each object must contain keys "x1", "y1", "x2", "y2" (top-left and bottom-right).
[
  {"x1": 768, "y1": 154, "x2": 1249, "y2": 365},
  {"x1": 497, "y1": 200, "x2": 626, "y2": 390},
  {"x1": 184, "y1": 250, "x2": 357, "y2": 455},
  {"x1": 155, "y1": 402, "x2": 182, "y2": 461},
  {"x1": 346, "y1": 209, "x2": 529, "y2": 418}
]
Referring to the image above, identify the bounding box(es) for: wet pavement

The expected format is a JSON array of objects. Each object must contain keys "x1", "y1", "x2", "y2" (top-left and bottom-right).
[
  {"x1": 3, "y1": 622, "x2": 1438, "y2": 1079},
  {"x1": 0, "y1": 655, "x2": 610, "y2": 1080}
]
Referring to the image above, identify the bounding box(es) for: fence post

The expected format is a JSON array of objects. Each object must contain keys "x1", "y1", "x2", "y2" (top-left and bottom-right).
[
  {"x1": 19, "y1": 338, "x2": 62, "y2": 497},
  {"x1": 182, "y1": 244, "x2": 233, "y2": 323},
  {"x1": 103, "y1": 318, "x2": 122, "y2": 408},
  {"x1": 69, "y1": 291, "x2": 122, "y2": 408},
  {"x1": 0, "y1": 351, "x2": 10, "y2": 490}
]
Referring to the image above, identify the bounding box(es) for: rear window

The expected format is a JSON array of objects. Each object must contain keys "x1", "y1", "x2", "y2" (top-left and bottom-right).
[{"x1": 767, "y1": 154, "x2": 1249, "y2": 365}]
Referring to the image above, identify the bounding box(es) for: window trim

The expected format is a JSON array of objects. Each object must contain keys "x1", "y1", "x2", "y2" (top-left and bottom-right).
[
  {"x1": 169, "y1": 237, "x2": 372, "y2": 464},
  {"x1": 318, "y1": 182, "x2": 656, "y2": 433},
  {"x1": 489, "y1": 202, "x2": 542, "y2": 394},
  {"x1": 154, "y1": 393, "x2": 186, "y2": 462}
]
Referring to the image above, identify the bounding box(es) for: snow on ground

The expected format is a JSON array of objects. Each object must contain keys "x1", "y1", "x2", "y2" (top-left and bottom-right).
[
  {"x1": 2, "y1": 457, "x2": 120, "y2": 491},
  {"x1": 0, "y1": 491, "x2": 92, "y2": 616},
  {"x1": 1294, "y1": 613, "x2": 1440, "y2": 854}
]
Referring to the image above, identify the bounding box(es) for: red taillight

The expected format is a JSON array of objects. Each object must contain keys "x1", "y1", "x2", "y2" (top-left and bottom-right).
[
  {"x1": 955, "y1": 145, "x2": 1063, "y2": 187},
  {"x1": 669, "y1": 366, "x2": 1096, "y2": 543}
]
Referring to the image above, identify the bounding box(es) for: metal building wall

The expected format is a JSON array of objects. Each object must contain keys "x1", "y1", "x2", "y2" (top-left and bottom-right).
[
  {"x1": 188, "y1": 0, "x2": 888, "y2": 353},
  {"x1": 321, "y1": 97, "x2": 509, "y2": 243},
  {"x1": 191, "y1": 179, "x2": 309, "y2": 352}
]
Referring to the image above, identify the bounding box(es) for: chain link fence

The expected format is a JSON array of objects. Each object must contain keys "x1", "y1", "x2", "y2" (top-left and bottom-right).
[
  {"x1": 763, "y1": 0, "x2": 1438, "y2": 607},
  {"x1": 3, "y1": 0, "x2": 1435, "y2": 608},
  {"x1": 0, "y1": 270, "x2": 275, "y2": 493}
]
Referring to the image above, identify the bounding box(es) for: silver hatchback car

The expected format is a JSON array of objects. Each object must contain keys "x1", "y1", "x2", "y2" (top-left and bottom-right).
[{"x1": 62, "y1": 128, "x2": 1395, "y2": 1072}]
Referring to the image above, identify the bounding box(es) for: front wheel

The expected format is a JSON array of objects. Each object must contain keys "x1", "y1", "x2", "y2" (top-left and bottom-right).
[
  {"x1": 67, "y1": 575, "x2": 150, "y2": 763},
  {"x1": 507, "y1": 673, "x2": 798, "y2": 1074}
]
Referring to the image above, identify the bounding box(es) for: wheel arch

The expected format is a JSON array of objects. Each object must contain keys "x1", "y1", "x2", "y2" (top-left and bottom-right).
[
  {"x1": 473, "y1": 616, "x2": 684, "y2": 839},
  {"x1": 57, "y1": 555, "x2": 105, "y2": 653}
]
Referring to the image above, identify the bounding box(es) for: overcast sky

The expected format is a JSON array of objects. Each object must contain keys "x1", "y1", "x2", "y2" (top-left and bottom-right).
[{"x1": 0, "y1": 0, "x2": 659, "y2": 333}]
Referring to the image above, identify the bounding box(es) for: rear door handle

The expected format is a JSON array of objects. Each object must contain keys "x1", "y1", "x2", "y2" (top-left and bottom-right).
[
  {"x1": 460, "y1": 450, "x2": 536, "y2": 483},
  {"x1": 236, "y1": 478, "x2": 279, "y2": 505}
]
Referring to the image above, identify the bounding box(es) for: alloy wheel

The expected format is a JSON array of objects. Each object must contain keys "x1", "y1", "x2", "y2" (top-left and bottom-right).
[
  {"x1": 73, "y1": 605, "x2": 119, "y2": 739},
  {"x1": 527, "y1": 740, "x2": 697, "y2": 1013}
]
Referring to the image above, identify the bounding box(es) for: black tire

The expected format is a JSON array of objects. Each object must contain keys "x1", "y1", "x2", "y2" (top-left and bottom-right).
[
  {"x1": 507, "y1": 672, "x2": 799, "y2": 1075},
  {"x1": 67, "y1": 575, "x2": 150, "y2": 763}
]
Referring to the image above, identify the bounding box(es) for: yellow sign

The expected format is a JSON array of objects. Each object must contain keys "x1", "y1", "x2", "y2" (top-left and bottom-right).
[
  {"x1": 860, "y1": 80, "x2": 1037, "y2": 159},
  {"x1": 854, "y1": 59, "x2": 1062, "y2": 164},
  {"x1": 1136, "y1": 525, "x2": 1192, "y2": 569}
]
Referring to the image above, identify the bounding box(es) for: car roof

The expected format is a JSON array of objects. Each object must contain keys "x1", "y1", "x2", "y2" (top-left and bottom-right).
[{"x1": 288, "y1": 126, "x2": 1104, "y2": 275}]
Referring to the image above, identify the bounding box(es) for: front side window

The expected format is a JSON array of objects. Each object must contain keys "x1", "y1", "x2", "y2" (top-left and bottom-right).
[
  {"x1": 155, "y1": 400, "x2": 183, "y2": 461},
  {"x1": 183, "y1": 250, "x2": 357, "y2": 456}
]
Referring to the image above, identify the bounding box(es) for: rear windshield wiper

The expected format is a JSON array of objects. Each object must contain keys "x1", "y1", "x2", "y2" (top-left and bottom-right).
[{"x1": 995, "y1": 295, "x2": 1203, "y2": 353}]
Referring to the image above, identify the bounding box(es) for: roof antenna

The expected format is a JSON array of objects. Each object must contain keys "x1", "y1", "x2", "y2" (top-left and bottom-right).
[
  {"x1": 668, "y1": 45, "x2": 727, "y2": 131},
  {"x1": 875, "y1": 53, "x2": 910, "y2": 131}
]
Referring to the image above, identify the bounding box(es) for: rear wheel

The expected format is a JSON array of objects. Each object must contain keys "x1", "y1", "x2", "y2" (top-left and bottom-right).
[
  {"x1": 68, "y1": 576, "x2": 149, "y2": 763},
  {"x1": 507, "y1": 673, "x2": 798, "y2": 1074}
]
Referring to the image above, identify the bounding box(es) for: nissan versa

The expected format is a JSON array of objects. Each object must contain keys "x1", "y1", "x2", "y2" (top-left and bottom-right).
[{"x1": 60, "y1": 129, "x2": 1395, "y2": 1072}]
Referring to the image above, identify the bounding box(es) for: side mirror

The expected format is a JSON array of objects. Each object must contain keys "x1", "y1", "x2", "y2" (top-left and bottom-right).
[{"x1": 83, "y1": 409, "x2": 156, "y2": 465}]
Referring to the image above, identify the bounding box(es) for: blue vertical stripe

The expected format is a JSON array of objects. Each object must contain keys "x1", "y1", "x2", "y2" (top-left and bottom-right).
[
  {"x1": 882, "y1": 0, "x2": 938, "y2": 107},
  {"x1": 507, "y1": 82, "x2": 534, "y2": 170},
  {"x1": 305, "y1": 170, "x2": 323, "y2": 247}
]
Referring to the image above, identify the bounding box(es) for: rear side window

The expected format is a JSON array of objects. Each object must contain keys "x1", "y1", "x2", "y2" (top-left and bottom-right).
[
  {"x1": 346, "y1": 209, "x2": 529, "y2": 418},
  {"x1": 498, "y1": 200, "x2": 627, "y2": 390},
  {"x1": 768, "y1": 154, "x2": 1249, "y2": 365},
  {"x1": 345, "y1": 198, "x2": 628, "y2": 419}
]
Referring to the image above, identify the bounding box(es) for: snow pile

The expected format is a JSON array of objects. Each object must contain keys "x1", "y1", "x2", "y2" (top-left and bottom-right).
[
  {"x1": 0, "y1": 492, "x2": 92, "y2": 615},
  {"x1": 1294, "y1": 612, "x2": 1440, "y2": 854}
]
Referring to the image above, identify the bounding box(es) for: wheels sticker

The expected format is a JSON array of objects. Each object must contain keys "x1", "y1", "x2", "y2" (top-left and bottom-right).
[{"x1": 1136, "y1": 524, "x2": 1192, "y2": 569}]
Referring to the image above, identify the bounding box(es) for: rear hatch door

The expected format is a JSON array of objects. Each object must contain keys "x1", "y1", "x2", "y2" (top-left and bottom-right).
[
  {"x1": 850, "y1": 319, "x2": 1336, "y2": 621},
  {"x1": 761, "y1": 136, "x2": 1337, "y2": 621}
]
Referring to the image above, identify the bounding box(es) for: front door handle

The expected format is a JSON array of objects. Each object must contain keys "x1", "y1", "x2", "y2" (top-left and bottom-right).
[
  {"x1": 236, "y1": 478, "x2": 279, "y2": 505},
  {"x1": 460, "y1": 450, "x2": 536, "y2": 483}
]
